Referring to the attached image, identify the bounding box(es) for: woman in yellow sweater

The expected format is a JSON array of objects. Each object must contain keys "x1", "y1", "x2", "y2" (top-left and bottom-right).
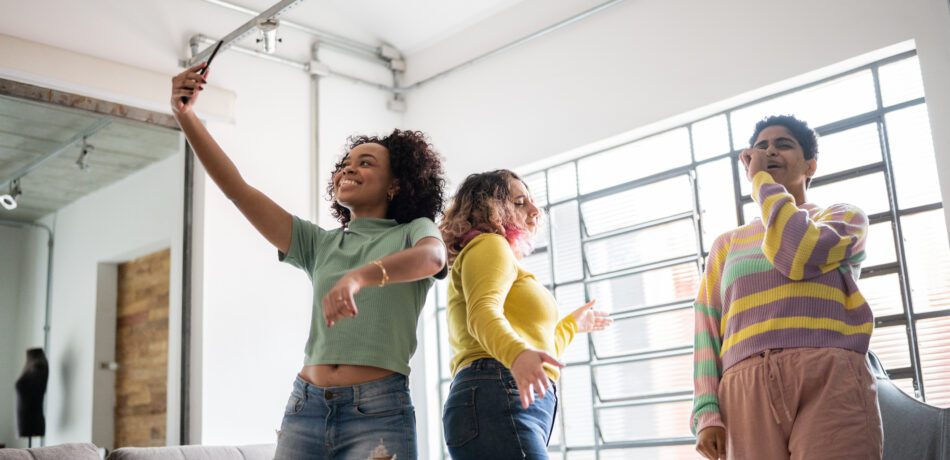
[{"x1": 439, "y1": 169, "x2": 612, "y2": 459}]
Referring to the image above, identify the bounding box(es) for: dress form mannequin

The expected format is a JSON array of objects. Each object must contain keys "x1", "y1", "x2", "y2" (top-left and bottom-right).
[{"x1": 15, "y1": 348, "x2": 48, "y2": 447}]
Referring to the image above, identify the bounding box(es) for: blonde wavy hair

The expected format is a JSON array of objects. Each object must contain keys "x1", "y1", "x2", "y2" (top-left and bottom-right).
[{"x1": 440, "y1": 169, "x2": 538, "y2": 267}]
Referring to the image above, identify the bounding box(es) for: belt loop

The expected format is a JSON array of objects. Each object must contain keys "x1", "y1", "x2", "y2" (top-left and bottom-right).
[{"x1": 353, "y1": 382, "x2": 361, "y2": 403}]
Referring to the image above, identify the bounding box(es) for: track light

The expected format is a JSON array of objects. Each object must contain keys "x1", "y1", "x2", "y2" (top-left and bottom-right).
[
  {"x1": 256, "y1": 18, "x2": 282, "y2": 54},
  {"x1": 1, "y1": 179, "x2": 22, "y2": 211},
  {"x1": 76, "y1": 137, "x2": 93, "y2": 171}
]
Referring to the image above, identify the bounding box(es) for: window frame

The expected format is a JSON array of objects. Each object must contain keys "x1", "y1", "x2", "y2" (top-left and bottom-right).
[{"x1": 431, "y1": 49, "x2": 948, "y2": 458}]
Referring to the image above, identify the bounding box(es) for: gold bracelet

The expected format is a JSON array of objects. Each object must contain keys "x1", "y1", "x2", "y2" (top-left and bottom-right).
[{"x1": 372, "y1": 259, "x2": 389, "y2": 288}]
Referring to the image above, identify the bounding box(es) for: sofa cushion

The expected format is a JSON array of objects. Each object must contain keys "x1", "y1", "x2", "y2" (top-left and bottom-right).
[
  {"x1": 0, "y1": 443, "x2": 99, "y2": 460},
  {"x1": 106, "y1": 444, "x2": 275, "y2": 460}
]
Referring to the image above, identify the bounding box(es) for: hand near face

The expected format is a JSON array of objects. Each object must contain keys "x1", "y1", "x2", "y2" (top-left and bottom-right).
[
  {"x1": 570, "y1": 300, "x2": 613, "y2": 333},
  {"x1": 739, "y1": 148, "x2": 769, "y2": 181}
]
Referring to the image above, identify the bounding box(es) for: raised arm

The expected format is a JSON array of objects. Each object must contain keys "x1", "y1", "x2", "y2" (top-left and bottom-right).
[
  {"x1": 171, "y1": 63, "x2": 292, "y2": 253},
  {"x1": 752, "y1": 171, "x2": 867, "y2": 281}
]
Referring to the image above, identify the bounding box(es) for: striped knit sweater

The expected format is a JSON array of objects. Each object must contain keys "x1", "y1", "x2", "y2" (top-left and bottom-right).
[{"x1": 690, "y1": 171, "x2": 874, "y2": 435}]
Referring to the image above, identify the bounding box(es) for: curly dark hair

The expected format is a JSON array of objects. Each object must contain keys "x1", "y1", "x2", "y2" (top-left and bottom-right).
[
  {"x1": 326, "y1": 129, "x2": 446, "y2": 226},
  {"x1": 749, "y1": 114, "x2": 819, "y2": 186},
  {"x1": 440, "y1": 169, "x2": 537, "y2": 266}
]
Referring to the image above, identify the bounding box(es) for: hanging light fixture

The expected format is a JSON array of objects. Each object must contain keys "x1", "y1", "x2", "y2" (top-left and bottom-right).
[
  {"x1": 256, "y1": 18, "x2": 282, "y2": 54},
  {"x1": 76, "y1": 137, "x2": 93, "y2": 171},
  {"x1": 0, "y1": 178, "x2": 22, "y2": 211}
]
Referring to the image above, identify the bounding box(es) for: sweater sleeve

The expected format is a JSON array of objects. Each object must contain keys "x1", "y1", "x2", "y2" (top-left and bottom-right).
[
  {"x1": 690, "y1": 234, "x2": 728, "y2": 436},
  {"x1": 460, "y1": 235, "x2": 531, "y2": 368},
  {"x1": 752, "y1": 171, "x2": 868, "y2": 281},
  {"x1": 553, "y1": 314, "x2": 579, "y2": 358}
]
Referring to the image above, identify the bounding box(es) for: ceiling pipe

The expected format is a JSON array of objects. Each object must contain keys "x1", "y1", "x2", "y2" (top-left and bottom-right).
[
  {"x1": 192, "y1": 34, "x2": 307, "y2": 71},
  {"x1": 398, "y1": 0, "x2": 627, "y2": 92},
  {"x1": 0, "y1": 218, "x2": 55, "y2": 393},
  {"x1": 192, "y1": 34, "x2": 396, "y2": 92},
  {"x1": 197, "y1": 0, "x2": 386, "y2": 65},
  {"x1": 190, "y1": 0, "x2": 627, "y2": 104}
]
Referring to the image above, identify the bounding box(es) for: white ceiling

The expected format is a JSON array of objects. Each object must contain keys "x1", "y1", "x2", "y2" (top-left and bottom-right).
[{"x1": 228, "y1": 0, "x2": 528, "y2": 54}]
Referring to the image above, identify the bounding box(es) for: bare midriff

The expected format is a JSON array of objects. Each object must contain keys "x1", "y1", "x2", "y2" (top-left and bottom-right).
[{"x1": 298, "y1": 364, "x2": 395, "y2": 387}]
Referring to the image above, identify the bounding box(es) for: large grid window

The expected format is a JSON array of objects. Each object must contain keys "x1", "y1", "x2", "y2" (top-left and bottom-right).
[{"x1": 431, "y1": 50, "x2": 949, "y2": 459}]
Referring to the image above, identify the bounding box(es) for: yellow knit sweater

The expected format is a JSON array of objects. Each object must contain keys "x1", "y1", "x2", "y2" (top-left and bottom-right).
[{"x1": 446, "y1": 233, "x2": 578, "y2": 381}]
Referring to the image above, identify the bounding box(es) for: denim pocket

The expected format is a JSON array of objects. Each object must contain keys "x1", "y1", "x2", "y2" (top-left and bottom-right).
[
  {"x1": 284, "y1": 393, "x2": 305, "y2": 416},
  {"x1": 442, "y1": 386, "x2": 478, "y2": 447},
  {"x1": 354, "y1": 391, "x2": 407, "y2": 417}
]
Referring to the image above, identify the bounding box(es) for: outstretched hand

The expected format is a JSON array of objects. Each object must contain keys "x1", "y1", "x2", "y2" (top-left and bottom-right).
[
  {"x1": 570, "y1": 300, "x2": 613, "y2": 333},
  {"x1": 170, "y1": 62, "x2": 208, "y2": 115}
]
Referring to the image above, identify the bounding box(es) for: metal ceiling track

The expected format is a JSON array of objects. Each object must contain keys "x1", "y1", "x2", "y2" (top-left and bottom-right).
[
  {"x1": 190, "y1": 34, "x2": 396, "y2": 92},
  {"x1": 0, "y1": 117, "x2": 112, "y2": 191},
  {"x1": 197, "y1": 0, "x2": 384, "y2": 64},
  {"x1": 183, "y1": 0, "x2": 307, "y2": 68}
]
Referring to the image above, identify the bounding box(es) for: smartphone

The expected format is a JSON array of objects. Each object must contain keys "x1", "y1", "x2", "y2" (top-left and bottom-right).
[{"x1": 181, "y1": 40, "x2": 223, "y2": 105}]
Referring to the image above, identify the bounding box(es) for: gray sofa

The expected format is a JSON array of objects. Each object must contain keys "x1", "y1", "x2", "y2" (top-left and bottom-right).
[
  {"x1": 868, "y1": 351, "x2": 950, "y2": 460},
  {"x1": 107, "y1": 444, "x2": 276, "y2": 460},
  {"x1": 0, "y1": 443, "x2": 99, "y2": 460},
  {"x1": 0, "y1": 443, "x2": 276, "y2": 460}
]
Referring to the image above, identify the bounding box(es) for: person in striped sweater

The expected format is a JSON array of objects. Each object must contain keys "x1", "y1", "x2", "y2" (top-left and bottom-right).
[{"x1": 691, "y1": 115, "x2": 882, "y2": 460}]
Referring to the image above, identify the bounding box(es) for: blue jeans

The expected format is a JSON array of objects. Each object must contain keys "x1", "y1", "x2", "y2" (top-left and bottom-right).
[
  {"x1": 275, "y1": 373, "x2": 416, "y2": 460},
  {"x1": 442, "y1": 359, "x2": 558, "y2": 460}
]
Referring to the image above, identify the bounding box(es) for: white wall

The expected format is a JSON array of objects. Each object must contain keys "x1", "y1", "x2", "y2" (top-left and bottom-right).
[
  {"x1": 19, "y1": 151, "x2": 186, "y2": 446},
  {"x1": 0, "y1": 223, "x2": 53, "y2": 448},
  {"x1": 403, "y1": 0, "x2": 950, "y2": 226},
  {"x1": 0, "y1": 225, "x2": 24, "y2": 447}
]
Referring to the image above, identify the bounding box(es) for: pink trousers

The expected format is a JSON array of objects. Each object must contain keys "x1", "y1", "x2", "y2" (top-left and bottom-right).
[{"x1": 719, "y1": 347, "x2": 883, "y2": 460}]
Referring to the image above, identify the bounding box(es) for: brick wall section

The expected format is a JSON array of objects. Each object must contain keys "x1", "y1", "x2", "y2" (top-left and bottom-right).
[{"x1": 114, "y1": 248, "x2": 169, "y2": 448}]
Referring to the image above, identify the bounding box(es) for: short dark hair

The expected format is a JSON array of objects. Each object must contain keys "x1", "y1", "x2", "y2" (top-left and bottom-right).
[
  {"x1": 749, "y1": 114, "x2": 819, "y2": 161},
  {"x1": 326, "y1": 129, "x2": 446, "y2": 226},
  {"x1": 749, "y1": 115, "x2": 819, "y2": 187}
]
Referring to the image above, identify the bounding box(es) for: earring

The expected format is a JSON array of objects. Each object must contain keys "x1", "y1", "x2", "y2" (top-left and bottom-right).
[{"x1": 387, "y1": 191, "x2": 395, "y2": 202}]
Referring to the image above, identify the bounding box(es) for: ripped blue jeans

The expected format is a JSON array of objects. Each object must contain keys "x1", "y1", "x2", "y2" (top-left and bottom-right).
[{"x1": 275, "y1": 373, "x2": 416, "y2": 460}]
